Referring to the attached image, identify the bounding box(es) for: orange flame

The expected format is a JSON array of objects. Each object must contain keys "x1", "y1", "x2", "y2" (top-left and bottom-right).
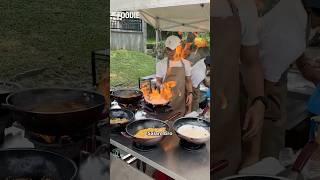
[
  {"x1": 173, "y1": 43, "x2": 192, "y2": 61},
  {"x1": 141, "y1": 81, "x2": 176, "y2": 104},
  {"x1": 194, "y1": 37, "x2": 208, "y2": 48}
]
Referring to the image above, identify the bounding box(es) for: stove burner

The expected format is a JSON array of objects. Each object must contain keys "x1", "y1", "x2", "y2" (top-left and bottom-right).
[
  {"x1": 118, "y1": 102, "x2": 141, "y2": 113},
  {"x1": 179, "y1": 139, "x2": 205, "y2": 151},
  {"x1": 132, "y1": 142, "x2": 157, "y2": 152},
  {"x1": 25, "y1": 131, "x2": 86, "y2": 160}
]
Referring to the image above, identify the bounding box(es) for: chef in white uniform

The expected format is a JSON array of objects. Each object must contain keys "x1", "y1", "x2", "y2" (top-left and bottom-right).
[{"x1": 191, "y1": 56, "x2": 210, "y2": 111}]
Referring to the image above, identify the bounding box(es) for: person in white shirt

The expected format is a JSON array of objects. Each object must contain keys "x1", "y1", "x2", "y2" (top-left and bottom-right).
[
  {"x1": 156, "y1": 35, "x2": 193, "y2": 117},
  {"x1": 297, "y1": 0, "x2": 320, "y2": 86},
  {"x1": 212, "y1": 0, "x2": 266, "y2": 176},
  {"x1": 247, "y1": 0, "x2": 320, "y2": 166},
  {"x1": 191, "y1": 56, "x2": 210, "y2": 111},
  {"x1": 251, "y1": 0, "x2": 315, "y2": 162}
]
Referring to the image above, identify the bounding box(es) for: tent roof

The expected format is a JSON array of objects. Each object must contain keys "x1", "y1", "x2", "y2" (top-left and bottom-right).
[{"x1": 111, "y1": 0, "x2": 210, "y2": 32}]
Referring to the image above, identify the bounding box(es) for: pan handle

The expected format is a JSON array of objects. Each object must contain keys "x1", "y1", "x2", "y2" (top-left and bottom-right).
[
  {"x1": 200, "y1": 106, "x2": 210, "y2": 117},
  {"x1": 165, "y1": 112, "x2": 182, "y2": 123},
  {"x1": 211, "y1": 160, "x2": 229, "y2": 173},
  {"x1": 292, "y1": 141, "x2": 318, "y2": 172},
  {"x1": 121, "y1": 131, "x2": 133, "y2": 139},
  {"x1": 1, "y1": 104, "x2": 21, "y2": 112}
]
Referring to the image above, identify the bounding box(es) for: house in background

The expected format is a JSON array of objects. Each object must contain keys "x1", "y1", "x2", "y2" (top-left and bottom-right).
[{"x1": 110, "y1": 11, "x2": 147, "y2": 52}]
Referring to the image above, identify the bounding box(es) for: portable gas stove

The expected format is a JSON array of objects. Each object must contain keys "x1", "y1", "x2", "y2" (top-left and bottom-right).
[
  {"x1": 25, "y1": 131, "x2": 88, "y2": 161},
  {"x1": 179, "y1": 139, "x2": 206, "y2": 151},
  {"x1": 132, "y1": 142, "x2": 158, "y2": 152},
  {"x1": 119, "y1": 104, "x2": 140, "y2": 113}
]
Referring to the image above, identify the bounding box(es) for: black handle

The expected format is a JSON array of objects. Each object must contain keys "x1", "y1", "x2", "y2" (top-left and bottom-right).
[
  {"x1": 121, "y1": 131, "x2": 133, "y2": 139},
  {"x1": 211, "y1": 160, "x2": 229, "y2": 173},
  {"x1": 1, "y1": 104, "x2": 19, "y2": 112}
]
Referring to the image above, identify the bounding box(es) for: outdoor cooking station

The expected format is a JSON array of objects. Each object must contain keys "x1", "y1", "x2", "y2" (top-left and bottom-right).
[
  {"x1": 109, "y1": 86, "x2": 210, "y2": 180},
  {"x1": 110, "y1": 127, "x2": 210, "y2": 180}
]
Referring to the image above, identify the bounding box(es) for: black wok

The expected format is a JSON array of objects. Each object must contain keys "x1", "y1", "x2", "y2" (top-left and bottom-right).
[
  {"x1": 0, "y1": 148, "x2": 77, "y2": 180},
  {"x1": 122, "y1": 118, "x2": 170, "y2": 146},
  {"x1": 109, "y1": 109, "x2": 135, "y2": 128},
  {"x1": 2, "y1": 88, "x2": 105, "y2": 135},
  {"x1": 173, "y1": 117, "x2": 210, "y2": 144},
  {"x1": 111, "y1": 89, "x2": 142, "y2": 104}
]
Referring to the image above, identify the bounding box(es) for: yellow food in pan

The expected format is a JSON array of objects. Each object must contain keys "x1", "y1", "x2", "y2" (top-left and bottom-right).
[
  {"x1": 134, "y1": 127, "x2": 167, "y2": 139},
  {"x1": 110, "y1": 118, "x2": 129, "y2": 124}
]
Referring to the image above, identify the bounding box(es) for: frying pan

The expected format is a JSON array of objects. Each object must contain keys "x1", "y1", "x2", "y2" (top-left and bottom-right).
[
  {"x1": 2, "y1": 88, "x2": 105, "y2": 135},
  {"x1": 121, "y1": 119, "x2": 170, "y2": 146},
  {"x1": 0, "y1": 148, "x2": 77, "y2": 180},
  {"x1": 173, "y1": 117, "x2": 210, "y2": 144},
  {"x1": 111, "y1": 89, "x2": 142, "y2": 104},
  {"x1": 121, "y1": 113, "x2": 181, "y2": 146},
  {"x1": 109, "y1": 109, "x2": 135, "y2": 128}
]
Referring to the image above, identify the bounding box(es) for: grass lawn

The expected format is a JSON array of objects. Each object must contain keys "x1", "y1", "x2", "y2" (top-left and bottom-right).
[
  {"x1": 147, "y1": 38, "x2": 156, "y2": 45},
  {"x1": 110, "y1": 50, "x2": 156, "y2": 88},
  {"x1": 0, "y1": 0, "x2": 108, "y2": 89}
]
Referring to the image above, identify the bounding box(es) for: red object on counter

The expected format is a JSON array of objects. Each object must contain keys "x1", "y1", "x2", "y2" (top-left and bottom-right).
[{"x1": 153, "y1": 171, "x2": 173, "y2": 180}]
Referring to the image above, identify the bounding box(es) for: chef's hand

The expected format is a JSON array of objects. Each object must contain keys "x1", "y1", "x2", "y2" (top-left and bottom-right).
[
  {"x1": 243, "y1": 101, "x2": 265, "y2": 141},
  {"x1": 298, "y1": 57, "x2": 320, "y2": 85},
  {"x1": 186, "y1": 93, "x2": 193, "y2": 106}
]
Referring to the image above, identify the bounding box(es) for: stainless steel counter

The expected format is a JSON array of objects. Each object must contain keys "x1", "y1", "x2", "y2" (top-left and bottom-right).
[{"x1": 110, "y1": 131, "x2": 210, "y2": 180}]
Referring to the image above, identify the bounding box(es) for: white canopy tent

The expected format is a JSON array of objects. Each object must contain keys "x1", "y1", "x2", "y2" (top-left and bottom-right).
[
  {"x1": 110, "y1": 0, "x2": 210, "y2": 60},
  {"x1": 110, "y1": 0, "x2": 209, "y2": 32}
]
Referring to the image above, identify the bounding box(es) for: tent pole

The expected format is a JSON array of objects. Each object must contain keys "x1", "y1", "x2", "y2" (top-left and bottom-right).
[
  {"x1": 156, "y1": 29, "x2": 159, "y2": 62},
  {"x1": 155, "y1": 17, "x2": 160, "y2": 64}
]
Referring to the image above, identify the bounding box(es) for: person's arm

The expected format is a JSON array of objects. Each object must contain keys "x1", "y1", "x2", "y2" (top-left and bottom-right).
[
  {"x1": 185, "y1": 76, "x2": 193, "y2": 113},
  {"x1": 186, "y1": 76, "x2": 193, "y2": 95},
  {"x1": 240, "y1": 45, "x2": 265, "y2": 99},
  {"x1": 240, "y1": 45, "x2": 266, "y2": 140},
  {"x1": 296, "y1": 53, "x2": 320, "y2": 85},
  {"x1": 203, "y1": 76, "x2": 210, "y2": 87},
  {"x1": 184, "y1": 60, "x2": 193, "y2": 98}
]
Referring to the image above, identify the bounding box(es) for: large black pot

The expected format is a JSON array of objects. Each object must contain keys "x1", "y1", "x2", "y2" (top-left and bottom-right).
[
  {"x1": 2, "y1": 88, "x2": 105, "y2": 135},
  {"x1": 0, "y1": 148, "x2": 78, "y2": 180}
]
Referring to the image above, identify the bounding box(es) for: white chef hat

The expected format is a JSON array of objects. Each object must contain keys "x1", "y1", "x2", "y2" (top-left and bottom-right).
[{"x1": 165, "y1": 35, "x2": 181, "y2": 50}]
